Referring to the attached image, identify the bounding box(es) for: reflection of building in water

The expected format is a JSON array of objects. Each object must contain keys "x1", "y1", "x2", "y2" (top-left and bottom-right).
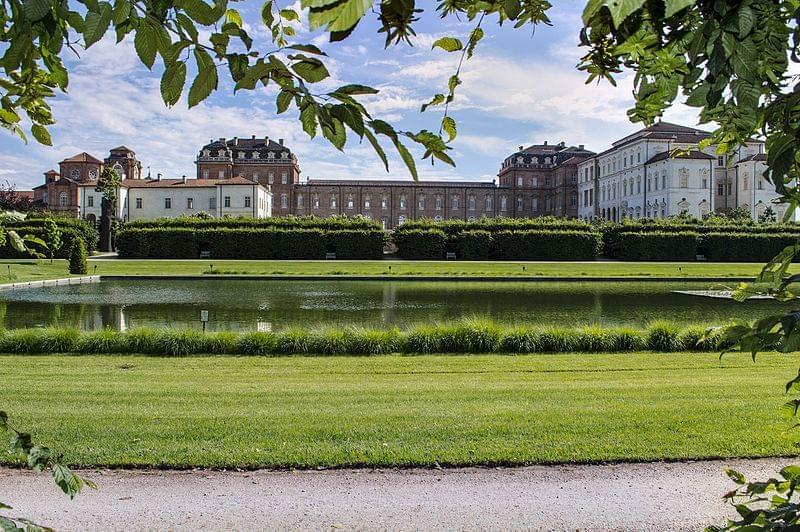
[
  {"x1": 381, "y1": 283, "x2": 397, "y2": 327},
  {"x1": 257, "y1": 321, "x2": 272, "y2": 332}
]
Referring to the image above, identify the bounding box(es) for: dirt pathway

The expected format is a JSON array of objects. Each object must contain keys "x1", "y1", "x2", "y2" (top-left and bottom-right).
[{"x1": 1, "y1": 458, "x2": 794, "y2": 531}]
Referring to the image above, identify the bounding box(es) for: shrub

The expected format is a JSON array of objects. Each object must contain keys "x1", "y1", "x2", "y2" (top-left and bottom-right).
[
  {"x1": 614, "y1": 232, "x2": 698, "y2": 261},
  {"x1": 236, "y1": 332, "x2": 278, "y2": 355},
  {"x1": 491, "y1": 230, "x2": 601, "y2": 260},
  {"x1": 700, "y1": 232, "x2": 800, "y2": 262},
  {"x1": 451, "y1": 230, "x2": 492, "y2": 260},
  {"x1": 394, "y1": 228, "x2": 447, "y2": 260},
  {"x1": 117, "y1": 227, "x2": 386, "y2": 259},
  {"x1": 68, "y1": 239, "x2": 88, "y2": 274}
]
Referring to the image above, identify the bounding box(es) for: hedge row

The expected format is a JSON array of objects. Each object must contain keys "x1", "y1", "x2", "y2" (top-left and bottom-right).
[
  {"x1": 0, "y1": 218, "x2": 97, "y2": 258},
  {"x1": 117, "y1": 227, "x2": 386, "y2": 259},
  {"x1": 125, "y1": 214, "x2": 381, "y2": 231},
  {"x1": 395, "y1": 229, "x2": 601, "y2": 260},
  {"x1": 395, "y1": 216, "x2": 594, "y2": 237},
  {"x1": 0, "y1": 321, "x2": 727, "y2": 356},
  {"x1": 611, "y1": 232, "x2": 800, "y2": 261}
]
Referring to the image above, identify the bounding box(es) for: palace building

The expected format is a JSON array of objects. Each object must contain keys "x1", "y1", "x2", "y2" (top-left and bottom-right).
[{"x1": 28, "y1": 123, "x2": 790, "y2": 225}]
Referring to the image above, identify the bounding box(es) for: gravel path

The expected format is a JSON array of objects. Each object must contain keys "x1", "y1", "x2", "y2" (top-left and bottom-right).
[{"x1": 1, "y1": 458, "x2": 794, "y2": 531}]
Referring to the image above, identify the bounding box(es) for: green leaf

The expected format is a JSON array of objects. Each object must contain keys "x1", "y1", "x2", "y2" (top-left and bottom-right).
[
  {"x1": 431, "y1": 37, "x2": 463, "y2": 52},
  {"x1": 583, "y1": 0, "x2": 645, "y2": 27},
  {"x1": 134, "y1": 21, "x2": 158, "y2": 69},
  {"x1": 781, "y1": 465, "x2": 800, "y2": 481},
  {"x1": 725, "y1": 469, "x2": 746, "y2": 485},
  {"x1": 300, "y1": 103, "x2": 318, "y2": 137},
  {"x1": 334, "y1": 84, "x2": 378, "y2": 95},
  {"x1": 321, "y1": 117, "x2": 346, "y2": 150},
  {"x1": 261, "y1": 0, "x2": 274, "y2": 26},
  {"x1": 441, "y1": 116, "x2": 456, "y2": 142},
  {"x1": 307, "y1": 0, "x2": 371, "y2": 32},
  {"x1": 421, "y1": 94, "x2": 445, "y2": 112},
  {"x1": 26, "y1": 446, "x2": 51, "y2": 472},
  {"x1": 161, "y1": 61, "x2": 187, "y2": 106},
  {"x1": 23, "y1": 0, "x2": 51, "y2": 22},
  {"x1": 181, "y1": 0, "x2": 224, "y2": 25},
  {"x1": 280, "y1": 8, "x2": 299, "y2": 21},
  {"x1": 42, "y1": 54, "x2": 68, "y2": 89},
  {"x1": 276, "y1": 91, "x2": 293, "y2": 114},
  {"x1": 52, "y1": 464, "x2": 84, "y2": 499},
  {"x1": 664, "y1": 0, "x2": 695, "y2": 18},
  {"x1": 466, "y1": 27, "x2": 483, "y2": 59},
  {"x1": 287, "y1": 44, "x2": 327, "y2": 56},
  {"x1": 83, "y1": 2, "x2": 113, "y2": 47},
  {"x1": 292, "y1": 59, "x2": 330, "y2": 83},
  {"x1": 225, "y1": 8, "x2": 242, "y2": 26},
  {"x1": 504, "y1": 0, "x2": 521, "y2": 20},
  {"x1": 362, "y1": 128, "x2": 388, "y2": 172},
  {"x1": 188, "y1": 48, "x2": 218, "y2": 108},
  {"x1": 10, "y1": 432, "x2": 32, "y2": 453},
  {"x1": 31, "y1": 124, "x2": 52, "y2": 146},
  {"x1": 394, "y1": 139, "x2": 418, "y2": 181}
]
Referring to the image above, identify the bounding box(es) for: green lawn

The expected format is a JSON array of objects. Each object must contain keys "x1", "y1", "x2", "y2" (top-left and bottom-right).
[
  {"x1": 2, "y1": 352, "x2": 799, "y2": 469},
  {"x1": 0, "y1": 258, "x2": 789, "y2": 283}
]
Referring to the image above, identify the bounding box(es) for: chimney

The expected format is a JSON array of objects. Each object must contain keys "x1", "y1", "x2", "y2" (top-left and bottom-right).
[
  {"x1": 219, "y1": 137, "x2": 226, "y2": 144},
  {"x1": 579, "y1": 144, "x2": 585, "y2": 150},
  {"x1": 181, "y1": 175, "x2": 187, "y2": 184},
  {"x1": 518, "y1": 145, "x2": 523, "y2": 151},
  {"x1": 279, "y1": 138, "x2": 284, "y2": 146},
  {"x1": 156, "y1": 173, "x2": 162, "y2": 181},
  {"x1": 251, "y1": 134, "x2": 256, "y2": 140},
  {"x1": 544, "y1": 141, "x2": 548, "y2": 146},
  {"x1": 560, "y1": 141, "x2": 565, "y2": 147},
  {"x1": 233, "y1": 137, "x2": 239, "y2": 146}
]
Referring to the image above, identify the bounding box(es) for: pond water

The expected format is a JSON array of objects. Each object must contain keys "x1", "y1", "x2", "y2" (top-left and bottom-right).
[{"x1": 0, "y1": 279, "x2": 791, "y2": 331}]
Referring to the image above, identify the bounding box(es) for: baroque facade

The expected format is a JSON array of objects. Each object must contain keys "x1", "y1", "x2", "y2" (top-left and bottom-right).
[
  {"x1": 28, "y1": 123, "x2": 791, "y2": 226},
  {"x1": 575, "y1": 122, "x2": 789, "y2": 221}
]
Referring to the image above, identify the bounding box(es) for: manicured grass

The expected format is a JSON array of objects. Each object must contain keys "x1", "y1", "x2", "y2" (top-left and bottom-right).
[
  {"x1": 0, "y1": 258, "x2": 791, "y2": 283},
  {"x1": 2, "y1": 353, "x2": 799, "y2": 469}
]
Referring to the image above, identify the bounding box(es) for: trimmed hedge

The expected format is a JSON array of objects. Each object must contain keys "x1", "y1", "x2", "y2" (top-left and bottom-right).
[
  {"x1": 117, "y1": 227, "x2": 386, "y2": 259},
  {"x1": 490, "y1": 230, "x2": 601, "y2": 260},
  {"x1": 394, "y1": 228, "x2": 447, "y2": 260},
  {"x1": 701, "y1": 232, "x2": 800, "y2": 262},
  {"x1": 0, "y1": 320, "x2": 728, "y2": 356},
  {"x1": 395, "y1": 216, "x2": 594, "y2": 237},
  {"x1": 614, "y1": 232, "x2": 699, "y2": 261},
  {"x1": 0, "y1": 217, "x2": 97, "y2": 258},
  {"x1": 125, "y1": 214, "x2": 382, "y2": 231}
]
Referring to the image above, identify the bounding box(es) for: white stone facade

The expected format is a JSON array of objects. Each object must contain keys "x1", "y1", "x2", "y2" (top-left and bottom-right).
[
  {"x1": 576, "y1": 122, "x2": 793, "y2": 222},
  {"x1": 77, "y1": 177, "x2": 271, "y2": 223}
]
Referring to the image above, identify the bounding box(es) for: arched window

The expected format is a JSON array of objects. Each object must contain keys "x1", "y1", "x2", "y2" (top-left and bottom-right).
[
  {"x1": 500, "y1": 195, "x2": 508, "y2": 211},
  {"x1": 330, "y1": 195, "x2": 337, "y2": 208},
  {"x1": 399, "y1": 194, "x2": 406, "y2": 209},
  {"x1": 347, "y1": 195, "x2": 354, "y2": 209},
  {"x1": 381, "y1": 195, "x2": 388, "y2": 210},
  {"x1": 280, "y1": 194, "x2": 288, "y2": 209},
  {"x1": 452, "y1": 195, "x2": 460, "y2": 209},
  {"x1": 468, "y1": 195, "x2": 476, "y2": 211},
  {"x1": 485, "y1": 196, "x2": 492, "y2": 211},
  {"x1": 59, "y1": 192, "x2": 68, "y2": 207},
  {"x1": 435, "y1": 195, "x2": 442, "y2": 211},
  {"x1": 312, "y1": 194, "x2": 320, "y2": 208},
  {"x1": 297, "y1": 194, "x2": 304, "y2": 208},
  {"x1": 398, "y1": 215, "x2": 406, "y2": 226},
  {"x1": 418, "y1": 194, "x2": 425, "y2": 209},
  {"x1": 364, "y1": 196, "x2": 371, "y2": 209}
]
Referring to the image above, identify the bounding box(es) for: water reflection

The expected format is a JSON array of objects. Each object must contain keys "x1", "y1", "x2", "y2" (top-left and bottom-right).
[{"x1": 0, "y1": 279, "x2": 790, "y2": 331}]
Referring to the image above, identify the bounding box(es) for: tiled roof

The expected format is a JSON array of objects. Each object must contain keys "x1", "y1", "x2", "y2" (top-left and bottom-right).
[
  {"x1": 201, "y1": 136, "x2": 292, "y2": 154},
  {"x1": 646, "y1": 150, "x2": 715, "y2": 164},
  {"x1": 60, "y1": 152, "x2": 103, "y2": 164},
  {"x1": 44, "y1": 169, "x2": 59, "y2": 175},
  {"x1": 303, "y1": 179, "x2": 496, "y2": 188},
  {"x1": 79, "y1": 177, "x2": 261, "y2": 188},
  {"x1": 737, "y1": 153, "x2": 767, "y2": 163},
  {"x1": 109, "y1": 146, "x2": 134, "y2": 153}
]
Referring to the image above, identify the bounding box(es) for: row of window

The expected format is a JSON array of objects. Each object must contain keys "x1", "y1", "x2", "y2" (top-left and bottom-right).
[
  {"x1": 200, "y1": 170, "x2": 290, "y2": 183},
  {"x1": 202, "y1": 149, "x2": 289, "y2": 160},
  {"x1": 134, "y1": 196, "x2": 254, "y2": 210}
]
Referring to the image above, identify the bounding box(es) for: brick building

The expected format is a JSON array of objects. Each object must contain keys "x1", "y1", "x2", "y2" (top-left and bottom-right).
[{"x1": 194, "y1": 137, "x2": 594, "y2": 228}]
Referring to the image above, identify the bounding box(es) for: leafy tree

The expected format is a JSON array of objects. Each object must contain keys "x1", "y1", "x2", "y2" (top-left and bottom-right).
[
  {"x1": 68, "y1": 237, "x2": 88, "y2": 274},
  {"x1": 42, "y1": 215, "x2": 62, "y2": 263}
]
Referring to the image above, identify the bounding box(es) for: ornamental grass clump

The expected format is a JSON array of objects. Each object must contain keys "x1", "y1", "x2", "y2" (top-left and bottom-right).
[
  {"x1": 235, "y1": 332, "x2": 278, "y2": 355},
  {"x1": 677, "y1": 325, "x2": 721, "y2": 352},
  {"x1": 499, "y1": 325, "x2": 541, "y2": 353},
  {"x1": 0, "y1": 328, "x2": 79, "y2": 354},
  {"x1": 202, "y1": 331, "x2": 239, "y2": 354},
  {"x1": 151, "y1": 329, "x2": 206, "y2": 356},
  {"x1": 450, "y1": 318, "x2": 503, "y2": 353},
  {"x1": 536, "y1": 328, "x2": 580, "y2": 353},
  {"x1": 646, "y1": 321, "x2": 683, "y2": 352},
  {"x1": 76, "y1": 328, "x2": 127, "y2": 353},
  {"x1": 274, "y1": 328, "x2": 312, "y2": 355}
]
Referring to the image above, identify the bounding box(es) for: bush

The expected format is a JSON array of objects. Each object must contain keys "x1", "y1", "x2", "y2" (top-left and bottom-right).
[
  {"x1": 394, "y1": 228, "x2": 447, "y2": 260},
  {"x1": 615, "y1": 232, "x2": 699, "y2": 261},
  {"x1": 451, "y1": 230, "x2": 492, "y2": 260},
  {"x1": 491, "y1": 230, "x2": 601, "y2": 260},
  {"x1": 117, "y1": 227, "x2": 386, "y2": 259},
  {"x1": 0, "y1": 217, "x2": 97, "y2": 258},
  {"x1": 125, "y1": 214, "x2": 382, "y2": 231},
  {"x1": 701, "y1": 233, "x2": 800, "y2": 262},
  {"x1": 646, "y1": 322, "x2": 683, "y2": 352},
  {"x1": 68, "y1": 239, "x2": 88, "y2": 274}
]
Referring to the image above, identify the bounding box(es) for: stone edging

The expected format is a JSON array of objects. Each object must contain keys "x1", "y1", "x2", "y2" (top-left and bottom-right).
[{"x1": 0, "y1": 275, "x2": 101, "y2": 291}]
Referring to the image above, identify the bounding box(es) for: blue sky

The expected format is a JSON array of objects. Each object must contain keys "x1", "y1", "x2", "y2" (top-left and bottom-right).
[{"x1": 0, "y1": 0, "x2": 700, "y2": 189}]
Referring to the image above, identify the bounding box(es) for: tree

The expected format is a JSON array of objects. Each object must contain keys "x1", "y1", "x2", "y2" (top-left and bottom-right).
[
  {"x1": 95, "y1": 167, "x2": 121, "y2": 252},
  {"x1": 42, "y1": 215, "x2": 62, "y2": 263},
  {"x1": 759, "y1": 205, "x2": 777, "y2": 224},
  {"x1": 68, "y1": 237, "x2": 88, "y2": 274}
]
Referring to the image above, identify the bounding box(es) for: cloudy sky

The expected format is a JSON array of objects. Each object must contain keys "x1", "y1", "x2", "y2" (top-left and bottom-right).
[{"x1": 0, "y1": 0, "x2": 701, "y2": 189}]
